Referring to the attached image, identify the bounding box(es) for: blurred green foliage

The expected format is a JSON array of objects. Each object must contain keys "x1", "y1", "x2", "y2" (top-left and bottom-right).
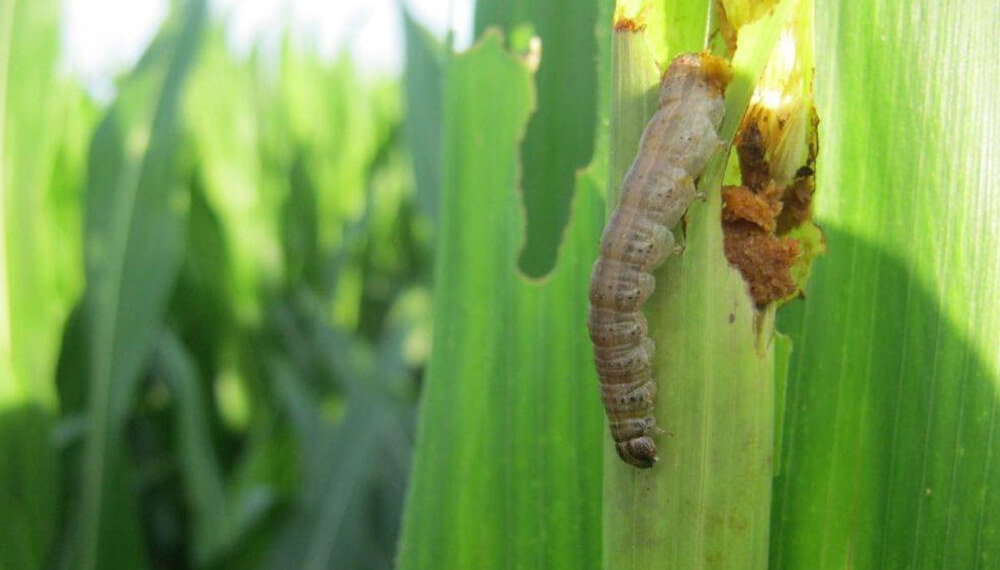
[{"x1": 2, "y1": 0, "x2": 432, "y2": 568}]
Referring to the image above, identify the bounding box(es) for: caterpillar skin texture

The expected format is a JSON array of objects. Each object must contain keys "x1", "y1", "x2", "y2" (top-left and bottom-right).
[{"x1": 588, "y1": 53, "x2": 727, "y2": 469}]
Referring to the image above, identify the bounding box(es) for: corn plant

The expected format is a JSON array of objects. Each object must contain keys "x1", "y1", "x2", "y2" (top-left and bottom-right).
[
  {"x1": 2, "y1": 0, "x2": 999, "y2": 568},
  {"x1": 397, "y1": 0, "x2": 1000, "y2": 568}
]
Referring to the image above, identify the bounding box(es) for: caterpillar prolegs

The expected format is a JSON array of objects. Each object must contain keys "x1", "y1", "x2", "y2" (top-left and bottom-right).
[{"x1": 588, "y1": 53, "x2": 730, "y2": 468}]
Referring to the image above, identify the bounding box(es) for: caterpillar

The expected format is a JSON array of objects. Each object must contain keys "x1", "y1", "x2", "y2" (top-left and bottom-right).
[{"x1": 588, "y1": 53, "x2": 730, "y2": 468}]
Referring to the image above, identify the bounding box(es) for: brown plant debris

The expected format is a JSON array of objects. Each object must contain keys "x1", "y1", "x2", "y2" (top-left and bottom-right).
[
  {"x1": 722, "y1": 186, "x2": 800, "y2": 307},
  {"x1": 734, "y1": 120, "x2": 771, "y2": 192},
  {"x1": 715, "y1": 0, "x2": 738, "y2": 55},
  {"x1": 613, "y1": 18, "x2": 644, "y2": 32},
  {"x1": 776, "y1": 167, "x2": 814, "y2": 235},
  {"x1": 722, "y1": 184, "x2": 781, "y2": 232},
  {"x1": 613, "y1": 2, "x2": 650, "y2": 32}
]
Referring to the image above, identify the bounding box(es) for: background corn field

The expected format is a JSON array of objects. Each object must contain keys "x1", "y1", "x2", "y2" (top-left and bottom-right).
[{"x1": 1, "y1": 1, "x2": 998, "y2": 570}]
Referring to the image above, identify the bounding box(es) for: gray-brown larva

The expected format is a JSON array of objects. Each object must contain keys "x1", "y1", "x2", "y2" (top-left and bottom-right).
[{"x1": 588, "y1": 53, "x2": 731, "y2": 468}]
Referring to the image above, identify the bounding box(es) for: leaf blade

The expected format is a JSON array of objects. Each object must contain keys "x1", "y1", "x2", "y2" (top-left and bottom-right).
[
  {"x1": 74, "y1": 3, "x2": 206, "y2": 568},
  {"x1": 770, "y1": 0, "x2": 1000, "y2": 567},
  {"x1": 396, "y1": 31, "x2": 606, "y2": 569}
]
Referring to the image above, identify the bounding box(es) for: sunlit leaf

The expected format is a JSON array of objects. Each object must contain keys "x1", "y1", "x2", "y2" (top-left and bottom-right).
[
  {"x1": 475, "y1": 0, "x2": 603, "y2": 277},
  {"x1": 396, "y1": 30, "x2": 607, "y2": 569},
  {"x1": 771, "y1": 0, "x2": 1000, "y2": 566},
  {"x1": 184, "y1": 26, "x2": 278, "y2": 322},
  {"x1": 0, "y1": 0, "x2": 70, "y2": 404},
  {"x1": 0, "y1": 1, "x2": 67, "y2": 566}
]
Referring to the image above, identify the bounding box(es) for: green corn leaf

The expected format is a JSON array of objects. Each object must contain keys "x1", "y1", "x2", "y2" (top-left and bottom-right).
[
  {"x1": 0, "y1": 1, "x2": 67, "y2": 567},
  {"x1": 0, "y1": 404, "x2": 58, "y2": 570},
  {"x1": 0, "y1": 0, "x2": 69, "y2": 406},
  {"x1": 402, "y1": 9, "x2": 444, "y2": 226},
  {"x1": 184, "y1": 26, "x2": 276, "y2": 322},
  {"x1": 264, "y1": 350, "x2": 412, "y2": 570},
  {"x1": 396, "y1": 30, "x2": 608, "y2": 569},
  {"x1": 72, "y1": 2, "x2": 206, "y2": 568},
  {"x1": 475, "y1": 0, "x2": 603, "y2": 277},
  {"x1": 770, "y1": 0, "x2": 1000, "y2": 566},
  {"x1": 155, "y1": 331, "x2": 276, "y2": 566}
]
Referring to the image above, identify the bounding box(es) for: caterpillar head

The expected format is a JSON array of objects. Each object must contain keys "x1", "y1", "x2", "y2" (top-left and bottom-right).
[{"x1": 616, "y1": 436, "x2": 658, "y2": 469}]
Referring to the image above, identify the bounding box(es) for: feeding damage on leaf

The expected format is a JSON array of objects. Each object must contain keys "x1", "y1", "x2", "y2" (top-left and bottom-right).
[
  {"x1": 722, "y1": 185, "x2": 800, "y2": 307},
  {"x1": 721, "y1": 29, "x2": 824, "y2": 309}
]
